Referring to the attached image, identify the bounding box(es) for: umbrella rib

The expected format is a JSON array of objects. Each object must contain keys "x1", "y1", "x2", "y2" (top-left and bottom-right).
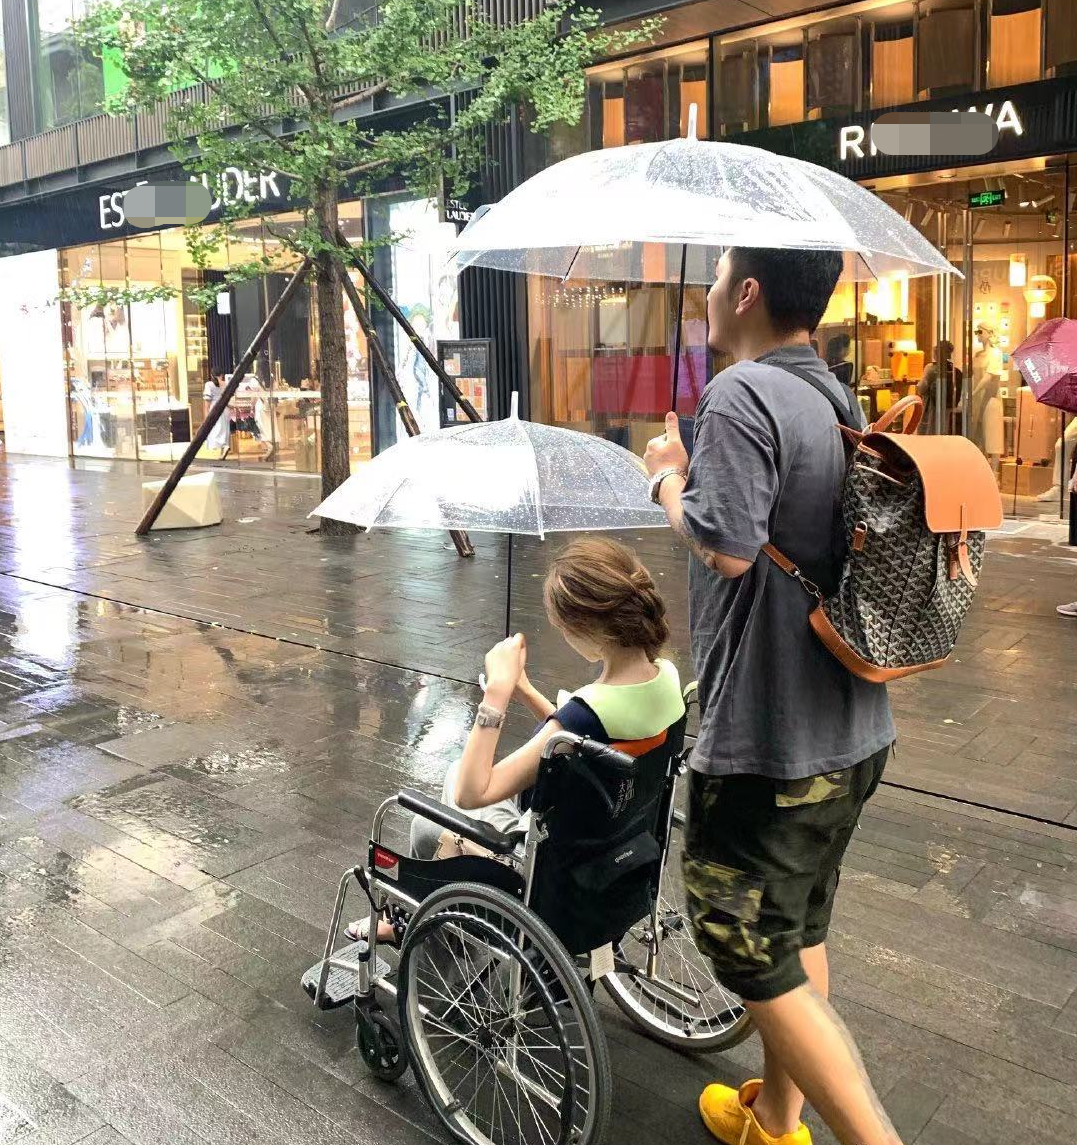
[{"x1": 518, "y1": 416, "x2": 545, "y2": 538}]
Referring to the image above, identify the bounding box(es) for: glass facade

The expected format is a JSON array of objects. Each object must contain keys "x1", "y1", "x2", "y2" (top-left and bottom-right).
[
  {"x1": 30, "y1": 0, "x2": 104, "y2": 130},
  {"x1": 713, "y1": 0, "x2": 1075, "y2": 137},
  {"x1": 59, "y1": 198, "x2": 385, "y2": 472},
  {"x1": 0, "y1": 17, "x2": 10, "y2": 145},
  {"x1": 527, "y1": 42, "x2": 711, "y2": 451},
  {"x1": 815, "y1": 164, "x2": 1074, "y2": 520},
  {"x1": 522, "y1": 1, "x2": 1077, "y2": 522}
]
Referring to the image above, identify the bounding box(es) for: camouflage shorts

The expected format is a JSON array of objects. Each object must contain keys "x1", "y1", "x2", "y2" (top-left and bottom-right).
[{"x1": 682, "y1": 746, "x2": 889, "y2": 1002}]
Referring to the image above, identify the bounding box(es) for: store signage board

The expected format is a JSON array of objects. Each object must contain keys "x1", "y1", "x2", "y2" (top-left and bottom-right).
[
  {"x1": 726, "y1": 76, "x2": 1077, "y2": 183},
  {"x1": 969, "y1": 189, "x2": 1007, "y2": 208},
  {"x1": 438, "y1": 338, "x2": 493, "y2": 425},
  {"x1": 838, "y1": 101, "x2": 1022, "y2": 161},
  {"x1": 99, "y1": 168, "x2": 284, "y2": 231}
]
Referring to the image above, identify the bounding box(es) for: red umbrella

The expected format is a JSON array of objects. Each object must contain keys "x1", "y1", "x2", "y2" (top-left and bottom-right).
[{"x1": 1012, "y1": 318, "x2": 1077, "y2": 414}]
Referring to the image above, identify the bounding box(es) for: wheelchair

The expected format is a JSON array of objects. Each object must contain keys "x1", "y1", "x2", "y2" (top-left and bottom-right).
[{"x1": 302, "y1": 683, "x2": 751, "y2": 1145}]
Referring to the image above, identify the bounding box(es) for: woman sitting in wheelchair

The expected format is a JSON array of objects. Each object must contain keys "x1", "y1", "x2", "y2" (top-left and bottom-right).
[{"x1": 346, "y1": 537, "x2": 685, "y2": 943}]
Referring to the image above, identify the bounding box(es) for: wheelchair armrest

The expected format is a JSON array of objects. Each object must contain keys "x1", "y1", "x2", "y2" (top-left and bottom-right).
[{"x1": 397, "y1": 788, "x2": 520, "y2": 856}]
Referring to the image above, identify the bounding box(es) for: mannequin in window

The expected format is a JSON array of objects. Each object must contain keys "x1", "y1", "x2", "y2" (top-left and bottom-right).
[{"x1": 969, "y1": 323, "x2": 1004, "y2": 474}]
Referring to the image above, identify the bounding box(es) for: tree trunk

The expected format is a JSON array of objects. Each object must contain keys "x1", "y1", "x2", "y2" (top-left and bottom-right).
[{"x1": 314, "y1": 186, "x2": 357, "y2": 536}]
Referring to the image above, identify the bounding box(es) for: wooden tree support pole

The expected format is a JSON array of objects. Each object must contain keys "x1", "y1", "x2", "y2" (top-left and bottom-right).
[
  {"x1": 338, "y1": 263, "x2": 475, "y2": 559},
  {"x1": 135, "y1": 257, "x2": 314, "y2": 537},
  {"x1": 333, "y1": 229, "x2": 483, "y2": 424}
]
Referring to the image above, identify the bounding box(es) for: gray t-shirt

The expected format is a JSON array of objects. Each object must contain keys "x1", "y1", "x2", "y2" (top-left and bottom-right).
[{"x1": 680, "y1": 344, "x2": 895, "y2": 780}]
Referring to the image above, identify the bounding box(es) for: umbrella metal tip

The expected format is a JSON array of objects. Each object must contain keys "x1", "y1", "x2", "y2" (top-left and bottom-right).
[
  {"x1": 687, "y1": 103, "x2": 699, "y2": 141},
  {"x1": 509, "y1": 391, "x2": 520, "y2": 419}
]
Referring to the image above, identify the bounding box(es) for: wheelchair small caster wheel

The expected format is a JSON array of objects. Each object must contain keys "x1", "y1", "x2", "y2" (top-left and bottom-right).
[{"x1": 357, "y1": 1009, "x2": 408, "y2": 1082}]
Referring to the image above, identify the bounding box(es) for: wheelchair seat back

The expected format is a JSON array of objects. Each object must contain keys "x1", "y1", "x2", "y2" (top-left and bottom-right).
[{"x1": 528, "y1": 714, "x2": 687, "y2": 956}]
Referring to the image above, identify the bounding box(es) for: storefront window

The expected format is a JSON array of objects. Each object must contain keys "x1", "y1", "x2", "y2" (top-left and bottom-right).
[
  {"x1": 847, "y1": 170, "x2": 1073, "y2": 520},
  {"x1": 989, "y1": 0, "x2": 1043, "y2": 87},
  {"x1": 625, "y1": 61, "x2": 665, "y2": 144},
  {"x1": 1045, "y1": 0, "x2": 1077, "y2": 76},
  {"x1": 868, "y1": 8, "x2": 915, "y2": 109},
  {"x1": 917, "y1": 0, "x2": 977, "y2": 98},
  {"x1": 58, "y1": 197, "x2": 381, "y2": 472},
  {"x1": 126, "y1": 232, "x2": 187, "y2": 464},
  {"x1": 715, "y1": 42, "x2": 758, "y2": 136},
  {"x1": 763, "y1": 36, "x2": 805, "y2": 127},
  {"x1": 587, "y1": 43, "x2": 710, "y2": 148},
  {"x1": 31, "y1": 0, "x2": 104, "y2": 129},
  {"x1": 807, "y1": 19, "x2": 858, "y2": 120},
  {"x1": 0, "y1": 18, "x2": 10, "y2": 146},
  {"x1": 528, "y1": 275, "x2": 709, "y2": 446}
]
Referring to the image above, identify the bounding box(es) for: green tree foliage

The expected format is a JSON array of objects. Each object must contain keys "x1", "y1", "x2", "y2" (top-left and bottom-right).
[{"x1": 69, "y1": 0, "x2": 656, "y2": 519}]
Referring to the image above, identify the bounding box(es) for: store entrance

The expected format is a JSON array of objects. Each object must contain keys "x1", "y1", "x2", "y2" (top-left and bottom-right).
[{"x1": 818, "y1": 162, "x2": 1074, "y2": 520}]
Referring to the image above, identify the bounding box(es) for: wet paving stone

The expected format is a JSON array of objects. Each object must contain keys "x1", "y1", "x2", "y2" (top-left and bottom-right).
[{"x1": 0, "y1": 456, "x2": 1075, "y2": 1143}]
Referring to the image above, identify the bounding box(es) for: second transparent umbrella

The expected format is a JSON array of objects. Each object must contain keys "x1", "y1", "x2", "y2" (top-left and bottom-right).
[{"x1": 310, "y1": 394, "x2": 668, "y2": 634}]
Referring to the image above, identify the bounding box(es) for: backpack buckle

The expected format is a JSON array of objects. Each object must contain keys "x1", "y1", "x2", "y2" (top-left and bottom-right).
[{"x1": 797, "y1": 574, "x2": 823, "y2": 600}]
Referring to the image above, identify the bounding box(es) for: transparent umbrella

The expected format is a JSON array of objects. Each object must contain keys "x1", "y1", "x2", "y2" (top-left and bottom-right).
[
  {"x1": 310, "y1": 394, "x2": 667, "y2": 633},
  {"x1": 452, "y1": 110, "x2": 955, "y2": 284},
  {"x1": 451, "y1": 106, "x2": 959, "y2": 406}
]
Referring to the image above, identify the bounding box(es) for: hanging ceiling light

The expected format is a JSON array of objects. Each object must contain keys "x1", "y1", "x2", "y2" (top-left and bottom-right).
[
  {"x1": 920, "y1": 206, "x2": 935, "y2": 228},
  {"x1": 1008, "y1": 252, "x2": 1027, "y2": 287}
]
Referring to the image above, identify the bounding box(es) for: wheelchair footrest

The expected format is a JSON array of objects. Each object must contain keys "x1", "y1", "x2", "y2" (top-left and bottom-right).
[{"x1": 301, "y1": 941, "x2": 392, "y2": 1010}]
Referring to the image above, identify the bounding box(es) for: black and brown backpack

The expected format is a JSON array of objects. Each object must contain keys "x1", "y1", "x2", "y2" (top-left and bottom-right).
[{"x1": 765, "y1": 372, "x2": 1003, "y2": 683}]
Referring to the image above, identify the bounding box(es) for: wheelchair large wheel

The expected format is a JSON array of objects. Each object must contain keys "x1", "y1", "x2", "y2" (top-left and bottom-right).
[
  {"x1": 398, "y1": 882, "x2": 611, "y2": 1145},
  {"x1": 603, "y1": 882, "x2": 752, "y2": 1052}
]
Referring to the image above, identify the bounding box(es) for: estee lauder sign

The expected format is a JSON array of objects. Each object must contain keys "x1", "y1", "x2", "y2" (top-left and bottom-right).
[{"x1": 98, "y1": 168, "x2": 284, "y2": 230}]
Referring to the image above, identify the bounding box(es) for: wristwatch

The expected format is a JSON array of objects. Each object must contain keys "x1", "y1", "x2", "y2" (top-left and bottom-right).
[
  {"x1": 475, "y1": 702, "x2": 506, "y2": 730},
  {"x1": 649, "y1": 467, "x2": 687, "y2": 504}
]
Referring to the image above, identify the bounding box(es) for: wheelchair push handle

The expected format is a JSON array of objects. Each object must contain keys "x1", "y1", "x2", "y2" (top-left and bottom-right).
[{"x1": 543, "y1": 730, "x2": 635, "y2": 775}]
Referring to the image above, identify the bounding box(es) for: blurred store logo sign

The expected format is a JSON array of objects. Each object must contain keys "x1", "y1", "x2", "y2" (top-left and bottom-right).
[
  {"x1": 98, "y1": 168, "x2": 283, "y2": 231},
  {"x1": 122, "y1": 181, "x2": 213, "y2": 228},
  {"x1": 839, "y1": 101, "x2": 1023, "y2": 161}
]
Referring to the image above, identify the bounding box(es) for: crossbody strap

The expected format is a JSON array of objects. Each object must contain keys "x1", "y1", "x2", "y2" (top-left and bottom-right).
[{"x1": 778, "y1": 361, "x2": 862, "y2": 430}]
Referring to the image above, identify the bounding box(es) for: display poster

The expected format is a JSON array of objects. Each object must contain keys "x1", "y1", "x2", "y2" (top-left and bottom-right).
[
  {"x1": 389, "y1": 198, "x2": 460, "y2": 435},
  {"x1": 437, "y1": 339, "x2": 492, "y2": 425},
  {"x1": 0, "y1": 250, "x2": 70, "y2": 457}
]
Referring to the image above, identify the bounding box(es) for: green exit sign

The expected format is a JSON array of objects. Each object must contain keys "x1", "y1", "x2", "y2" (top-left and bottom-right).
[{"x1": 969, "y1": 189, "x2": 1006, "y2": 208}]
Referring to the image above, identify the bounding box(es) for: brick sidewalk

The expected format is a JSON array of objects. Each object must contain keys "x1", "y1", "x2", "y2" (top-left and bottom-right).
[{"x1": 1, "y1": 455, "x2": 1076, "y2": 1145}]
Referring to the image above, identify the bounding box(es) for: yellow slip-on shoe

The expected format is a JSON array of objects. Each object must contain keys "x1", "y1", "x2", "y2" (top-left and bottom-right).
[{"x1": 699, "y1": 1080, "x2": 813, "y2": 1145}]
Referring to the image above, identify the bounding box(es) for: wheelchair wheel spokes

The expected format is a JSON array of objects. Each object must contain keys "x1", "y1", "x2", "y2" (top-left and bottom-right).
[
  {"x1": 399, "y1": 883, "x2": 611, "y2": 1145},
  {"x1": 605, "y1": 892, "x2": 749, "y2": 1047}
]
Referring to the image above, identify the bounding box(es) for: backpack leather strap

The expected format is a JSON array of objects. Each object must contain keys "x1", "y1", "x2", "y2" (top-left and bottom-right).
[
  {"x1": 761, "y1": 362, "x2": 862, "y2": 597},
  {"x1": 871, "y1": 395, "x2": 923, "y2": 435},
  {"x1": 762, "y1": 542, "x2": 822, "y2": 600},
  {"x1": 778, "y1": 362, "x2": 862, "y2": 431}
]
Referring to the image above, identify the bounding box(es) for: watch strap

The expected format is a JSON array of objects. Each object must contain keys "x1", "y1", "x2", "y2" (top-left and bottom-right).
[
  {"x1": 476, "y1": 702, "x2": 506, "y2": 729},
  {"x1": 649, "y1": 467, "x2": 687, "y2": 504}
]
